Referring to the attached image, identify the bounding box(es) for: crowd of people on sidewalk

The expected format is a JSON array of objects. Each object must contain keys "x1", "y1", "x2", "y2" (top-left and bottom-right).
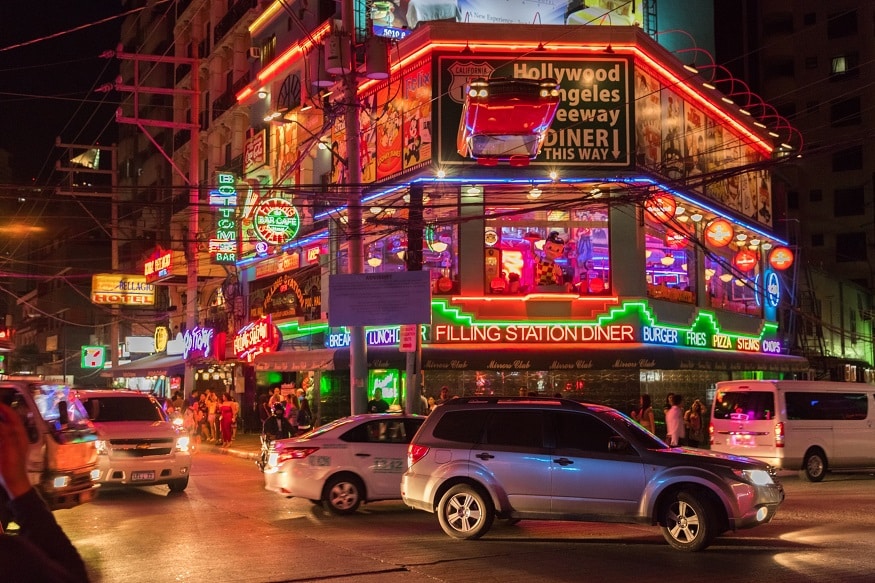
[
  {"x1": 163, "y1": 388, "x2": 242, "y2": 452},
  {"x1": 631, "y1": 392, "x2": 707, "y2": 447},
  {"x1": 257, "y1": 386, "x2": 314, "y2": 441}
]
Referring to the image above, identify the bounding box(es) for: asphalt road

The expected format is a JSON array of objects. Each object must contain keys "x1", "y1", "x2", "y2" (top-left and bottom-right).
[{"x1": 51, "y1": 442, "x2": 875, "y2": 583}]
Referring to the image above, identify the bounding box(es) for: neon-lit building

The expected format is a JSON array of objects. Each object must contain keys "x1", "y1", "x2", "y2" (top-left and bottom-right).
[{"x1": 230, "y1": 19, "x2": 807, "y2": 423}]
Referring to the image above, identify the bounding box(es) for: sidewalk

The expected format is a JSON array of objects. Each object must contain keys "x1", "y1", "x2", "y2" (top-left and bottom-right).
[{"x1": 200, "y1": 431, "x2": 262, "y2": 460}]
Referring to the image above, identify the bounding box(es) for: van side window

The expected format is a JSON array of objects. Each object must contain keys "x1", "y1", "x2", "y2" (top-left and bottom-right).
[
  {"x1": 785, "y1": 392, "x2": 868, "y2": 420},
  {"x1": 712, "y1": 391, "x2": 775, "y2": 421}
]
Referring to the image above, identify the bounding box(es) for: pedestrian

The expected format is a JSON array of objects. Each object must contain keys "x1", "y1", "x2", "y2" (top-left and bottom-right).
[
  {"x1": 367, "y1": 388, "x2": 389, "y2": 413},
  {"x1": 684, "y1": 398, "x2": 707, "y2": 447},
  {"x1": 257, "y1": 392, "x2": 271, "y2": 427},
  {"x1": 219, "y1": 393, "x2": 235, "y2": 447},
  {"x1": 631, "y1": 394, "x2": 656, "y2": 434},
  {"x1": 665, "y1": 393, "x2": 686, "y2": 447},
  {"x1": 284, "y1": 393, "x2": 299, "y2": 435},
  {"x1": 297, "y1": 398, "x2": 313, "y2": 435},
  {"x1": 263, "y1": 403, "x2": 295, "y2": 441},
  {"x1": 268, "y1": 387, "x2": 283, "y2": 409},
  {"x1": 436, "y1": 386, "x2": 450, "y2": 405},
  {"x1": 229, "y1": 393, "x2": 240, "y2": 440},
  {"x1": 0, "y1": 403, "x2": 91, "y2": 583},
  {"x1": 183, "y1": 401, "x2": 202, "y2": 452}
]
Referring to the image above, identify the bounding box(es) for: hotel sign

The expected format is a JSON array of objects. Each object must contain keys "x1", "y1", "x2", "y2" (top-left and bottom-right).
[
  {"x1": 144, "y1": 249, "x2": 173, "y2": 283},
  {"x1": 91, "y1": 274, "x2": 155, "y2": 306}
]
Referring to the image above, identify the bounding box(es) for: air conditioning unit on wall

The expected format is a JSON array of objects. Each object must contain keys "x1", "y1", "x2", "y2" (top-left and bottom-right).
[{"x1": 248, "y1": 47, "x2": 262, "y2": 59}]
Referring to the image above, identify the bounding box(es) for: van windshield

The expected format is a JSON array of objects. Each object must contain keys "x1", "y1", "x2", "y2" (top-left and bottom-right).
[
  {"x1": 31, "y1": 385, "x2": 93, "y2": 429},
  {"x1": 713, "y1": 390, "x2": 775, "y2": 421}
]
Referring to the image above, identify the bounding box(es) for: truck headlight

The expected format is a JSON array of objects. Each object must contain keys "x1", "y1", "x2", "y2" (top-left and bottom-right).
[{"x1": 176, "y1": 435, "x2": 191, "y2": 453}]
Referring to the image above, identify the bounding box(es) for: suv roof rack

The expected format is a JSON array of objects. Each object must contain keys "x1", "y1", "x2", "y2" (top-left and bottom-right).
[{"x1": 440, "y1": 396, "x2": 590, "y2": 408}]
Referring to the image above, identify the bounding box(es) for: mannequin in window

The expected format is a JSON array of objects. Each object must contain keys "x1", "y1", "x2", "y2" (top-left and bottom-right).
[{"x1": 534, "y1": 232, "x2": 565, "y2": 288}]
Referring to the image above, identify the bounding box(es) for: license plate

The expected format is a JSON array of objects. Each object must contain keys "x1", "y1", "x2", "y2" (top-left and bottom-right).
[
  {"x1": 731, "y1": 434, "x2": 756, "y2": 447},
  {"x1": 131, "y1": 471, "x2": 155, "y2": 481}
]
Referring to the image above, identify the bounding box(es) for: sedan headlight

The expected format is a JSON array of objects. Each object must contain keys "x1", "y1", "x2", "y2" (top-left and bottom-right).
[{"x1": 733, "y1": 468, "x2": 774, "y2": 486}]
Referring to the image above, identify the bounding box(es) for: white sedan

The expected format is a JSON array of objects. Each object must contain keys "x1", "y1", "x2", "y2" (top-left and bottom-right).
[{"x1": 263, "y1": 413, "x2": 425, "y2": 514}]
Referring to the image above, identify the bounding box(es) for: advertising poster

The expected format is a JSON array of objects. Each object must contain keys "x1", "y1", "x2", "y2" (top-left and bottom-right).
[
  {"x1": 359, "y1": 94, "x2": 377, "y2": 183},
  {"x1": 683, "y1": 101, "x2": 706, "y2": 188},
  {"x1": 276, "y1": 121, "x2": 298, "y2": 179},
  {"x1": 438, "y1": 55, "x2": 631, "y2": 167},
  {"x1": 402, "y1": 61, "x2": 433, "y2": 170},
  {"x1": 660, "y1": 87, "x2": 684, "y2": 179},
  {"x1": 375, "y1": 85, "x2": 404, "y2": 180},
  {"x1": 329, "y1": 114, "x2": 348, "y2": 185},
  {"x1": 371, "y1": 0, "x2": 644, "y2": 39},
  {"x1": 633, "y1": 66, "x2": 661, "y2": 168}
]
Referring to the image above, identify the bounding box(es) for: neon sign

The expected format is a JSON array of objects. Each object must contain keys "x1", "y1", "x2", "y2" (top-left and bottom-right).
[
  {"x1": 183, "y1": 326, "x2": 215, "y2": 360},
  {"x1": 234, "y1": 316, "x2": 280, "y2": 362},
  {"x1": 210, "y1": 172, "x2": 238, "y2": 264},
  {"x1": 432, "y1": 324, "x2": 635, "y2": 344},
  {"x1": 254, "y1": 198, "x2": 300, "y2": 245},
  {"x1": 144, "y1": 249, "x2": 173, "y2": 283}
]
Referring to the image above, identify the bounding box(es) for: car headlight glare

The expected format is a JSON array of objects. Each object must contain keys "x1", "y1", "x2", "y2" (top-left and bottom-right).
[
  {"x1": 176, "y1": 435, "x2": 191, "y2": 452},
  {"x1": 733, "y1": 468, "x2": 774, "y2": 486},
  {"x1": 95, "y1": 440, "x2": 109, "y2": 455}
]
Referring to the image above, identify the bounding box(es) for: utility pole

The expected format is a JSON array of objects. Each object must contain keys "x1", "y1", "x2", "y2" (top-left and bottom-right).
[
  {"x1": 107, "y1": 46, "x2": 201, "y2": 397},
  {"x1": 404, "y1": 185, "x2": 424, "y2": 414},
  {"x1": 339, "y1": 1, "x2": 367, "y2": 414},
  {"x1": 55, "y1": 140, "x2": 119, "y2": 370}
]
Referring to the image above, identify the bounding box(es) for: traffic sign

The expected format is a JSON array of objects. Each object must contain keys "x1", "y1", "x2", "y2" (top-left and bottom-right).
[{"x1": 81, "y1": 346, "x2": 107, "y2": 369}]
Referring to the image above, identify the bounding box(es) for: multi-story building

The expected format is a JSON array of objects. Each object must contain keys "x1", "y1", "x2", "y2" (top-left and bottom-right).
[
  {"x1": 217, "y1": 2, "x2": 810, "y2": 426},
  {"x1": 717, "y1": 0, "x2": 875, "y2": 379}
]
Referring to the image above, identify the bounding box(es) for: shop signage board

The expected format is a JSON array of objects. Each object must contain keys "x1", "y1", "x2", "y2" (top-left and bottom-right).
[
  {"x1": 91, "y1": 274, "x2": 155, "y2": 306},
  {"x1": 328, "y1": 272, "x2": 432, "y2": 327},
  {"x1": 439, "y1": 55, "x2": 631, "y2": 168},
  {"x1": 209, "y1": 172, "x2": 238, "y2": 264},
  {"x1": 144, "y1": 249, "x2": 173, "y2": 283}
]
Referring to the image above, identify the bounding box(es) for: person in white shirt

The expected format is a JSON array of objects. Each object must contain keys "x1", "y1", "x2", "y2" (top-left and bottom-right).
[{"x1": 665, "y1": 393, "x2": 686, "y2": 447}]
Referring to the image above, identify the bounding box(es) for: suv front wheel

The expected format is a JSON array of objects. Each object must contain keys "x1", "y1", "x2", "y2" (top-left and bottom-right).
[
  {"x1": 660, "y1": 491, "x2": 715, "y2": 552},
  {"x1": 437, "y1": 484, "x2": 494, "y2": 540}
]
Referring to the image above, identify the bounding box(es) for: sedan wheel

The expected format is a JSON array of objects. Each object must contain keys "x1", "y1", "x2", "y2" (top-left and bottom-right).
[
  {"x1": 323, "y1": 476, "x2": 363, "y2": 515},
  {"x1": 437, "y1": 484, "x2": 494, "y2": 540},
  {"x1": 660, "y1": 491, "x2": 714, "y2": 552}
]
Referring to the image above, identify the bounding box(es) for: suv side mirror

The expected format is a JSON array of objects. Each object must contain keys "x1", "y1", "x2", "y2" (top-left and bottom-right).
[{"x1": 608, "y1": 435, "x2": 631, "y2": 454}]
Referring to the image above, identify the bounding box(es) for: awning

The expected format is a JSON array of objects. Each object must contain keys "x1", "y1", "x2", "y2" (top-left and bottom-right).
[
  {"x1": 253, "y1": 348, "x2": 336, "y2": 372},
  {"x1": 109, "y1": 353, "x2": 186, "y2": 378},
  {"x1": 254, "y1": 344, "x2": 809, "y2": 375},
  {"x1": 337, "y1": 344, "x2": 809, "y2": 374}
]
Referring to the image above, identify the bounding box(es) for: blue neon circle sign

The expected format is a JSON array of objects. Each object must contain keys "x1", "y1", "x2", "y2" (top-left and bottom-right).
[{"x1": 765, "y1": 271, "x2": 781, "y2": 308}]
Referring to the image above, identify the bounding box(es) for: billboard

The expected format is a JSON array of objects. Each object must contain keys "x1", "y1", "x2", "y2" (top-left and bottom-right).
[
  {"x1": 439, "y1": 55, "x2": 632, "y2": 167},
  {"x1": 91, "y1": 274, "x2": 155, "y2": 306},
  {"x1": 372, "y1": 0, "x2": 644, "y2": 40}
]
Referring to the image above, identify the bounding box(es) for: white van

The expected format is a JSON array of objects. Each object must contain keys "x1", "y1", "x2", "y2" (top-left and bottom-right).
[
  {"x1": 709, "y1": 380, "x2": 875, "y2": 481},
  {"x1": 0, "y1": 379, "x2": 99, "y2": 527}
]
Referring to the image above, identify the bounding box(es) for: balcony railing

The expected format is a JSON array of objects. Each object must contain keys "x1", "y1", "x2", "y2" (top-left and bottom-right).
[
  {"x1": 231, "y1": 71, "x2": 251, "y2": 95},
  {"x1": 215, "y1": 0, "x2": 258, "y2": 43},
  {"x1": 212, "y1": 91, "x2": 236, "y2": 121}
]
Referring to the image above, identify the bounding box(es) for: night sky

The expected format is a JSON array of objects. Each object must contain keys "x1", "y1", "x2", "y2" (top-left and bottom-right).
[{"x1": 0, "y1": 3, "x2": 122, "y2": 184}]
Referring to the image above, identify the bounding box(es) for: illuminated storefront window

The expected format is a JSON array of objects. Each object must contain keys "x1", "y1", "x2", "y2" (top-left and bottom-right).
[
  {"x1": 484, "y1": 203, "x2": 611, "y2": 295},
  {"x1": 705, "y1": 246, "x2": 762, "y2": 317},
  {"x1": 644, "y1": 215, "x2": 695, "y2": 304},
  {"x1": 362, "y1": 201, "x2": 459, "y2": 295}
]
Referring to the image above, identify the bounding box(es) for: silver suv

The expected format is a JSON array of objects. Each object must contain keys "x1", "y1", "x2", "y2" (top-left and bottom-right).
[
  {"x1": 75, "y1": 390, "x2": 192, "y2": 493},
  {"x1": 401, "y1": 397, "x2": 784, "y2": 552}
]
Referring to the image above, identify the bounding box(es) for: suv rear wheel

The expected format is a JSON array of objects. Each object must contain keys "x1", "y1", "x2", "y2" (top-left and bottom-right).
[
  {"x1": 660, "y1": 491, "x2": 715, "y2": 552},
  {"x1": 437, "y1": 484, "x2": 494, "y2": 540}
]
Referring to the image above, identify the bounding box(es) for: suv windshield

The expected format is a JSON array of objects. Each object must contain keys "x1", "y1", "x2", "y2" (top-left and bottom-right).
[{"x1": 80, "y1": 395, "x2": 165, "y2": 422}]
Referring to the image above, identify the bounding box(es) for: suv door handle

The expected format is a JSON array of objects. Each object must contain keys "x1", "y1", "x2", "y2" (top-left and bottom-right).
[
  {"x1": 553, "y1": 458, "x2": 574, "y2": 466},
  {"x1": 355, "y1": 453, "x2": 371, "y2": 457},
  {"x1": 475, "y1": 452, "x2": 494, "y2": 460}
]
